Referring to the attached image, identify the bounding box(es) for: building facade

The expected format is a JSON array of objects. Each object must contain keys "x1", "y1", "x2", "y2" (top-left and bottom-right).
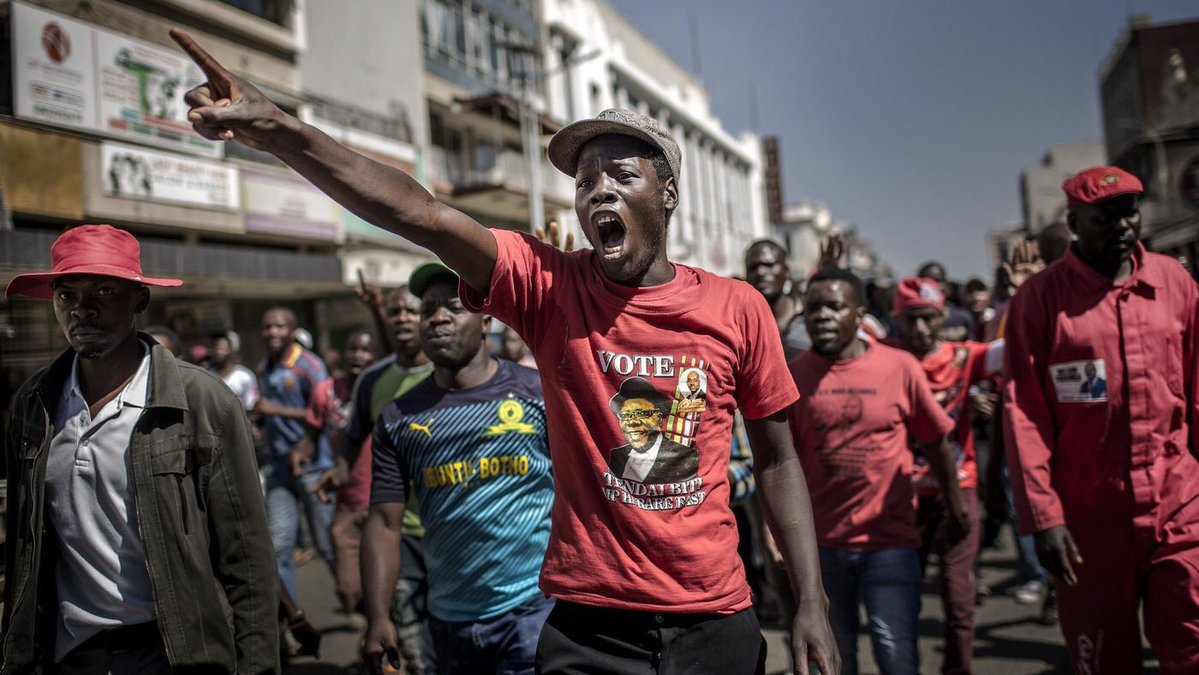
[
  {"x1": 0, "y1": 0, "x2": 426, "y2": 392},
  {"x1": 1099, "y1": 15, "x2": 1199, "y2": 268},
  {"x1": 419, "y1": 0, "x2": 572, "y2": 241},
  {"x1": 1019, "y1": 140, "x2": 1106, "y2": 234}
]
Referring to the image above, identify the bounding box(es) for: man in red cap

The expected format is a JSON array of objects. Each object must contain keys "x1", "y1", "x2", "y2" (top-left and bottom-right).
[
  {"x1": 172, "y1": 30, "x2": 838, "y2": 675},
  {"x1": 1004, "y1": 166, "x2": 1199, "y2": 673},
  {"x1": 888, "y1": 277, "x2": 1003, "y2": 675},
  {"x1": 2, "y1": 225, "x2": 278, "y2": 674}
]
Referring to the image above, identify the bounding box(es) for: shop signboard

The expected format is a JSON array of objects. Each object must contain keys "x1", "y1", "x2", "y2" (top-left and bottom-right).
[
  {"x1": 101, "y1": 142, "x2": 239, "y2": 209},
  {"x1": 11, "y1": 1, "x2": 220, "y2": 158},
  {"x1": 11, "y1": 2, "x2": 96, "y2": 131},
  {"x1": 242, "y1": 170, "x2": 342, "y2": 242}
]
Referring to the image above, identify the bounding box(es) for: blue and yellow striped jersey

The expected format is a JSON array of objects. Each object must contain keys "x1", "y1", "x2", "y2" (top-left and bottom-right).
[{"x1": 372, "y1": 359, "x2": 553, "y2": 622}]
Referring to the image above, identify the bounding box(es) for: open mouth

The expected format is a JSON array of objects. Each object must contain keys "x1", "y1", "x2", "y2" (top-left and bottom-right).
[{"x1": 594, "y1": 214, "x2": 627, "y2": 259}]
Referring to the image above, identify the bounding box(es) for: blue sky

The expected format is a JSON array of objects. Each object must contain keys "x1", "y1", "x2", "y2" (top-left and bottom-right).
[{"x1": 608, "y1": 0, "x2": 1199, "y2": 280}]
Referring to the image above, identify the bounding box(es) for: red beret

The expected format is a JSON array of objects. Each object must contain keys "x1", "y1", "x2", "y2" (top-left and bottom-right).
[
  {"x1": 894, "y1": 277, "x2": 945, "y2": 314},
  {"x1": 1062, "y1": 166, "x2": 1144, "y2": 207}
]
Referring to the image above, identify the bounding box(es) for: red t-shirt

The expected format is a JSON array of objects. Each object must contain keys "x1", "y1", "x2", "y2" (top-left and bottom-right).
[
  {"x1": 307, "y1": 376, "x2": 372, "y2": 511},
  {"x1": 788, "y1": 342, "x2": 954, "y2": 552},
  {"x1": 887, "y1": 340, "x2": 990, "y2": 496},
  {"x1": 462, "y1": 229, "x2": 798, "y2": 614}
]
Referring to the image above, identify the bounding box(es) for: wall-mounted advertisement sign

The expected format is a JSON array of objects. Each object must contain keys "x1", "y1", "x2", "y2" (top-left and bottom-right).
[
  {"x1": 11, "y1": 1, "x2": 220, "y2": 158},
  {"x1": 11, "y1": 3, "x2": 96, "y2": 130},
  {"x1": 242, "y1": 170, "x2": 342, "y2": 242},
  {"x1": 101, "y1": 142, "x2": 239, "y2": 209}
]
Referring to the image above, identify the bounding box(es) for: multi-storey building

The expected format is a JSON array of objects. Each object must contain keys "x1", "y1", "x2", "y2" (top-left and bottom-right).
[
  {"x1": 1099, "y1": 15, "x2": 1199, "y2": 265},
  {"x1": 1019, "y1": 141, "x2": 1106, "y2": 234},
  {"x1": 419, "y1": 0, "x2": 572, "y2": 238},
  {"x1": 538, "y1": 0, "x2": 769, "y2": 277},
  {"x1": 0, "y1": 0, "x2": 424, "y2": 389}
]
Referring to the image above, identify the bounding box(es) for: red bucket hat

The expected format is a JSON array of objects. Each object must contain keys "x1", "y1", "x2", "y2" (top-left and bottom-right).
[
  {"x1": 1062, "y1": 166, "x2": 1144, "y2": 207},
  {"x1": 5, "y1": 224, "x2": 183, "y2": 301},
  {"x1": 894, "y1": 277, "x2": 945, "y2": 314}
]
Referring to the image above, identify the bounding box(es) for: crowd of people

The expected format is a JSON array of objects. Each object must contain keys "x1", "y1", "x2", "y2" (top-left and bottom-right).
[{"x1": 0, "y1": 28, "x2": 1197, "y2": 675}]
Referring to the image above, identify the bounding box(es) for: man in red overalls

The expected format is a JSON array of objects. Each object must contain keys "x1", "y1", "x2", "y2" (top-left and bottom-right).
[{"x1": 1004, "y1": 165, "x2": 1199, "y2": 673}]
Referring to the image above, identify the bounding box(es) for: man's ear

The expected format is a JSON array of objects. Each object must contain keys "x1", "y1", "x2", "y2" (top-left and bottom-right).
[
  {"x1": 662, "y1": 175, "x2": 679, "y2": 214},
  {"x1": 135, "y1": 286, "x2": 150, "y2": 315}
]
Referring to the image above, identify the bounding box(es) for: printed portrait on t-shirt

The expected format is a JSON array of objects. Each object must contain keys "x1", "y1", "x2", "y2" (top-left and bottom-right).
[
  {"x1": 667, "y1": 367, "x2": 708, "y2": 447},
  {"x1": 607, "y1": 377, "x2": 701, "y2": 485}
]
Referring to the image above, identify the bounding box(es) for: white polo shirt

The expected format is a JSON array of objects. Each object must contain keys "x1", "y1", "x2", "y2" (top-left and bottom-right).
[{"x1": 46, "y1": 347, "x2": 156, "y2": 660}]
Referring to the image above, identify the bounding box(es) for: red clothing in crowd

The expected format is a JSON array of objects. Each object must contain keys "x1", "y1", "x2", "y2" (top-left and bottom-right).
[
  {"x1": 788, "y1": 342, "x2": 954, "y2": 552},
  {"x1": 884, "y1": 340, "x2": 994, "y2": 497},
  {"x1": 463, "y1": 229, "x2": 797, "y2": 614},
  {"x1": 887, "y1": 338, "x2": 998, "y2": 675},
  {"x1": 307, "y1": 377, "x2": 372, "y2": 510},
  {"x1": 1004, "y1": 243, "x2": 1199, "y2": 673}
]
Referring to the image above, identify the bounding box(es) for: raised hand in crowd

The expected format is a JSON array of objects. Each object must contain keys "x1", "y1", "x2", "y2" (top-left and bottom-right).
[
  {"x1": 1003, "y1": 239, "x2": 1044, "y2": 291},
  {"x1": 817, "y1": 231, "x2": 845, "y2": 271},
  {"x1": 356, "y1": 269, "x2": 386, "y2": 313},
  {"x1": 356, "y1": 269, "x2": 394, "y2": 356},
  {"x1": 536, "y1": 219, "x2": 575, "y2": 252}
]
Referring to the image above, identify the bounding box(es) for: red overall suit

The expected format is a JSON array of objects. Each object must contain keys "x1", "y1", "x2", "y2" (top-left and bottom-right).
[{"x1": 1004, "y1": 243, "x2": 1199, "y2": 673}]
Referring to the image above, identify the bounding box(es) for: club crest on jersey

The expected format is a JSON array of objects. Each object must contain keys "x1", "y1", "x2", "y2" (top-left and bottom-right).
[{"x1": 485, "y1": 399, "x2": 537, "y2": 436}]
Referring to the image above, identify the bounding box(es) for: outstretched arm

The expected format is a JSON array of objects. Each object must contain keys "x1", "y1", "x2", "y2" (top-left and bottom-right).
[
  {"x1": 747, "y1": 411, "x2": 839, "y2": 675},
  {"x1": 171, "y1": 29, "x2": 497, "y2": 293}
]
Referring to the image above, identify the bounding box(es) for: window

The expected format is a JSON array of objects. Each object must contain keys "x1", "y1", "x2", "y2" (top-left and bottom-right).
[{"x1": 218, "y1": 0, "x2": 290, "y2": 25}]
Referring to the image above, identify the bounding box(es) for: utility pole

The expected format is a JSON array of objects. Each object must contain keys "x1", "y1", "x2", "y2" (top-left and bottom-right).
[
  {"x1": 499, "y1": 40, "x2": 545, "y2": 234},
  {"x1": 497, "y1": 40, "x2": 600, "y2": 234}
]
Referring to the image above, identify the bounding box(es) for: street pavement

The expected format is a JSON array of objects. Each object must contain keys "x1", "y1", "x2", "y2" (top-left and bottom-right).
[{"x1": 286, "y1": 530, "x2": 1153, "y2": 674}]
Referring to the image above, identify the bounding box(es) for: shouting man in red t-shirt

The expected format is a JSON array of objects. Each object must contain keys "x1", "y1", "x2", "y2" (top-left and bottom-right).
[
  {"x1": 888, "y1": 277, "x2": 1002, "y2": 675},
  {"x1": 172, "y1": 31, "x2": 838, "y2": 675},
  {"x1": 790, "y1": 268, "x2": 970, "y2": 675},
  {"x1": 1005, "y1": 166, "x2": 1199, "y2": 673}
]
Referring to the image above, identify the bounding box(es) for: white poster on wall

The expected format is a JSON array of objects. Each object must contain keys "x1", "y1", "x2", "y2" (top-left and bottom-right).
[
  {"x1": 102, "y1": 142, "x2": 239, "y2": 209},
  {"x1": 11, "y1": 2, "x2": 97, "y2": 130},
  {"x1": 94, "y1": 29, "x2": 219, "y2": 158}
]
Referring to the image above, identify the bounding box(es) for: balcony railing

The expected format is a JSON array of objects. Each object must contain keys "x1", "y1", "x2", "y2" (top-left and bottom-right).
[{"x1": 428, "y1": 145, "x2": 574, "y2": 200}]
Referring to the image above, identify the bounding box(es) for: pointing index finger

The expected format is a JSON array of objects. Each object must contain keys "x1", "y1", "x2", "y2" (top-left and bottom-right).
[{"x1": 169, "y1": 28, "x2": 235, "y2": 98}]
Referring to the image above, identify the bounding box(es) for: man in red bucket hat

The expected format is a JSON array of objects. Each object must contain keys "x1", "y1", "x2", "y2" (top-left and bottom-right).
[
  {"x1": 2, "y1": 224, "x2": 279, "y2": 674},
  {"x1": 1004, "y1": 166, "x2": 1199, "y2": 673}
]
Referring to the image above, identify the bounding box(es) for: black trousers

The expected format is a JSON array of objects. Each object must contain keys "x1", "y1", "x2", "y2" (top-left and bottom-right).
[
  {"x1": 53, "y1": 622, "x2": 170, "y2": 675},
  {"x1": 536, "y1": 600, "x2": 766, "y2": 674}
]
